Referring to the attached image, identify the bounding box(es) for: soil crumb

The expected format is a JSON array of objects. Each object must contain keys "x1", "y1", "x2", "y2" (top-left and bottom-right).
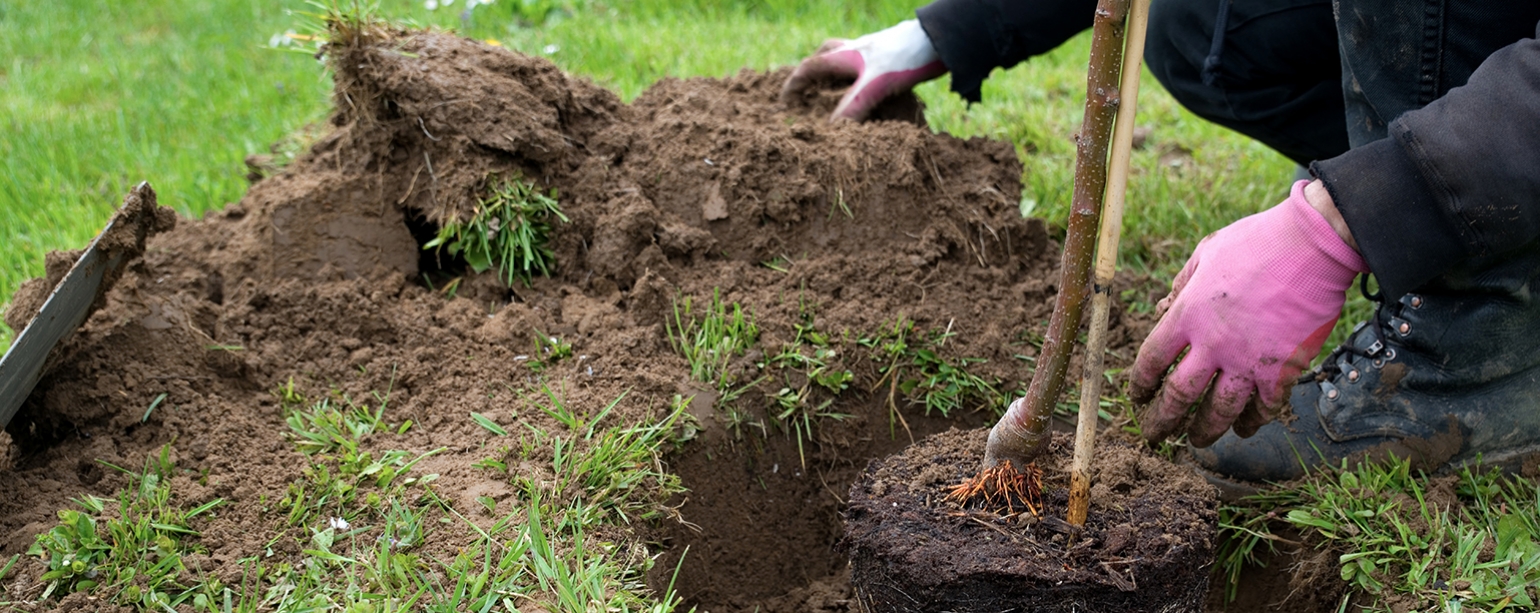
[{"x1": 844, "y1": 429, "x2": 1218, "y2": 613}]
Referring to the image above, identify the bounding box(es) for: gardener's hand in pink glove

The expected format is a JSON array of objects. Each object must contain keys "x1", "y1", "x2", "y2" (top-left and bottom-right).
[
  {"x1": 779, "y1": 19, "x2": 947, "y2": 122},
  {"x1": 1131, "y1": 180, "x2": 1366, "y2": 447}
]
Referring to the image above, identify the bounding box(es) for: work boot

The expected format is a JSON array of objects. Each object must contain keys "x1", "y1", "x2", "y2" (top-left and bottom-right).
[{"x1": 1190, "y1": 245, "x2": 1540, "y2": 488}]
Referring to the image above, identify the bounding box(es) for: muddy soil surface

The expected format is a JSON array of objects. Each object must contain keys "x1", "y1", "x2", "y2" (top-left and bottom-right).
[
  {"x1": 844, "y1": 429, "x2": 1216, "y2": 612},
  {"x1": 0, "y1": 30, "x2": 1301, "y2": 613}
]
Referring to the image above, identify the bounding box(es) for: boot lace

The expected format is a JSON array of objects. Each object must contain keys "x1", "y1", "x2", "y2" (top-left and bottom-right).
[{"x1": 1305, "y1": 275, "x2": 1400, "y2": 384}]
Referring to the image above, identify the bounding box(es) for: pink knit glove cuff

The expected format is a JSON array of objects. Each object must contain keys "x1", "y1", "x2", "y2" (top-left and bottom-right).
[
  {"x1": 1263, "y1": 181, "x2": 1368, "y2": 302},
  {"x1": 1131, "y1": 181, "x2": 1368, "y2": 447}
]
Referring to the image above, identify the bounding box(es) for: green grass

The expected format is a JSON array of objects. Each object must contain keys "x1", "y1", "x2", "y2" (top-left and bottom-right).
[
  {"x1": 666, "y1": 292, "x2": 1008, "y2": 462},
  {"x1": 277, "y1": 389, "x2": 442, "y2": 530},
  {"x1": 663, "y1": 290, "x2": 1009, "y2": 459},
  {"x1": 476, "y1": 385, "x2": 690, "y2": 528},
  {"x1": 284, "y1": 394, "x2": 393, "y2": 455},
  {"x1": 1217, "y1": 457, "x2": 1540, "y2": 611},
  {"x1": 762, "y1": 317, "x2": 854, "y2": 464},
  {"x1": 527, "y1": 328, "x2": 575, "y2": 373},
  {"x1": 422, "y1": 174, "x2": 568, "y2": 287},
  {"x1": 859, "y1": 317, "x2": 1009, "y2": 418},
  {"x1": 13, "y1": 383, "x2": 690, "y2": 611},
  {"x1": 667, "y1": 289, "x2": 761, "y2": 392},
  {"x1": 25, "y1": 446, "x2": 226, "y2": 609}
]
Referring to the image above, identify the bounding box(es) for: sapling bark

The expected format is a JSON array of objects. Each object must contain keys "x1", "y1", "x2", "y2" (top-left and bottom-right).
[
  {"x1": 982, "y1": 0, "x2": 1134, "y2": 471},
  {"x1": 1067, "y1": 0, "x2": 1152, "y2": 527}
]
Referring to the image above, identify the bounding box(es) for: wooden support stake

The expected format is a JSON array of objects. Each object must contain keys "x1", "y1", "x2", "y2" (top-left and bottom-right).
[
  {"x1": 1067, "y1": 0, "x2": 1152, "y2": 528},
  {"x1": 983, "y1": 0, "x2": 1132, "y2": 469}
]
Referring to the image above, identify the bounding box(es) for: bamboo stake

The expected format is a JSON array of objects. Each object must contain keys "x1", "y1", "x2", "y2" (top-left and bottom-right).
[
  {"x1": 1067, "y1": 0, "x2": 1152, "y2": 527},
  {"x1": 983, "y1": 0, "x2": 1133, "y2": 470}
]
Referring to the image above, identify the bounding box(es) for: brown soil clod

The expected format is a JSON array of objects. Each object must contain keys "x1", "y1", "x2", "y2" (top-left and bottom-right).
[{"x1": 843, "y1": 429, "x2": 1219, "y2": 613}]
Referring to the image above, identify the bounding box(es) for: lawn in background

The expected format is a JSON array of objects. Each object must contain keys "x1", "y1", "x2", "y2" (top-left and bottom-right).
[
  {"x1": 0, "y1": 0, "x2": 1296, "y2": 351},
  {"x1": 1, "y1": 0, "x2": 330, "y2": 350}
]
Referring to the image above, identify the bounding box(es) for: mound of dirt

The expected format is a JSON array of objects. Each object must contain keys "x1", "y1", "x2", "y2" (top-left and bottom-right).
[
  {"x1": 843, "y1": 429, "x2": 1218, "y2": 612},
  {"x1": 0, "y1": 30, "x2": 1166, "y2": 612}
]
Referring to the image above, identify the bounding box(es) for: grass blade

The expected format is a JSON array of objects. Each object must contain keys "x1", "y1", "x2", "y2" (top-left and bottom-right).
[{"x1": 470, "y1": 412, "x2": 509, "y2": 436}]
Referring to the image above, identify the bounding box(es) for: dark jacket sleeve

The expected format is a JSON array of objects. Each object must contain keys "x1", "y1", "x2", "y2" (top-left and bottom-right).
[
  {"x1": 1312, "y1": 22, "x2": 1540, "y2": 298},
  {"x1": 916, "y1": 0, "x2": 1099, "y2": 103}
]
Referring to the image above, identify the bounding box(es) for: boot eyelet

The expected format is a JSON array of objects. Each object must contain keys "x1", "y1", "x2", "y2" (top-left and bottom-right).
[
  {"x1": 1397, "y1": 322, "x2": 1411, "y2": 335},
  {"x1": 1383, "y1": 348, "x2": 1396, "y2": 361},
  {"x1": 1347, "y1": 370, "x2": 1360, "y2": 382},
  {"x1": 1326, "y1": 388, "x2": 1340, "y2": 400},
  {"x1": 1410, "y1": 296, "x2": 1423, "y2": 309},
  {"x1": 1372, "y1": 358, "x2": 1384, "y2": 369}
]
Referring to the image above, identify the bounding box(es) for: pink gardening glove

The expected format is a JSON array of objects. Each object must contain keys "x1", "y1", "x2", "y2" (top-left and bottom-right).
[
  {"x1": 779, "y1": 19, "x2": 947, "y2": 121},
  {"x1": 1131, "y1": 180, "x2": 1368, "y2": 447}
]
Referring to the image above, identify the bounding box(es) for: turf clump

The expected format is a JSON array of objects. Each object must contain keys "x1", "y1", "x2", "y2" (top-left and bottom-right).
[{"x1": 424, "y1": 176, "x2": 569, "y2": 287}]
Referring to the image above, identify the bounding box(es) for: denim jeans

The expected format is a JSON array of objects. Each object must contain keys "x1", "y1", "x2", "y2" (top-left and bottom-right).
[{"x1": 1145, "y1": 0, "x2": 1540, "y2": 164}]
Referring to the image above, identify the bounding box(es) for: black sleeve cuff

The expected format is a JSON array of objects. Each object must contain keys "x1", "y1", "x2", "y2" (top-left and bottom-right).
[
  {"x1": 1311, "y1": 138, "x2": 1470, "y2": 298},
  {"x1": 916, "y1": 0, "x2": 1098, "y2": 104},
  {"x1": 916, "y1": 0, "x2": 996, "y2": 103}
]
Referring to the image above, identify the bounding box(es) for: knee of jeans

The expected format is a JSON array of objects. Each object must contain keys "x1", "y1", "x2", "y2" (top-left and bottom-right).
[{"x1": 1144, "y1": 0, "x2": 1217, "y2": 103}]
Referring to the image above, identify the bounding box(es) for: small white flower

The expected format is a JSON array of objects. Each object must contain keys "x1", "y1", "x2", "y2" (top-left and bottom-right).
[
  {"x1": 328, "y1": 517, "x2": 351, "y2": 531},
  {"x1": 424, "y1": 0, "x2": 439, "y2": 9},
  {"x1": 542, "y1": 44, "x2": 560, "y2": 55},
  {"x1": 268, "y1": 30, "x2": 298, "y2": 48}
]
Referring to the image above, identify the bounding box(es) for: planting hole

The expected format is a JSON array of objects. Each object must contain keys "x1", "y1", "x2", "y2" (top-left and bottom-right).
[
  {"x1": 650, "y1": 394, "x2": 990, "y2": 612},
  {"x1": 404, "y1": 210, "x2": 469, "y2": 290}
]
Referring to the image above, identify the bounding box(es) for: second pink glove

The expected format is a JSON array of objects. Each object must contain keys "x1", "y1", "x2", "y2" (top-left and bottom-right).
[
  {"x1": 779, "y1": 20, "x2": 947, "y2": 122},
  {"x1": 1131, "y1": 180, "x2": 1369, "y2": 447}
]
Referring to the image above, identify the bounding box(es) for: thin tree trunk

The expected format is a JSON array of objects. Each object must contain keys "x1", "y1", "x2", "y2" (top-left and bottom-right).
[{"x1": 984, "y1": 0, "x2": 1133, "y2": 469}]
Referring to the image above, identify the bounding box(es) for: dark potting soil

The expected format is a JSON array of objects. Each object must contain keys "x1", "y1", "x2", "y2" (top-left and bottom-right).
[
  {"x1": 0, "y1": 27, "x2": 1320, "y2": 613},
  {"x1": 844, "y1": 428, "x2": 1218, "y2": 613}
]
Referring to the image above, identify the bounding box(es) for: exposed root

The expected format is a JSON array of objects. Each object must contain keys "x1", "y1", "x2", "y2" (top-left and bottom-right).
[{"x1": 944, "y1": 460, "x2": 1043, "y2": 516}]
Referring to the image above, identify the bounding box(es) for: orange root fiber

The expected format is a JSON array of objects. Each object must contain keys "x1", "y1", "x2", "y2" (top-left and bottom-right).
[{"x1": 944, "y1": 460, "x2": 1044, "y2": 517}]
